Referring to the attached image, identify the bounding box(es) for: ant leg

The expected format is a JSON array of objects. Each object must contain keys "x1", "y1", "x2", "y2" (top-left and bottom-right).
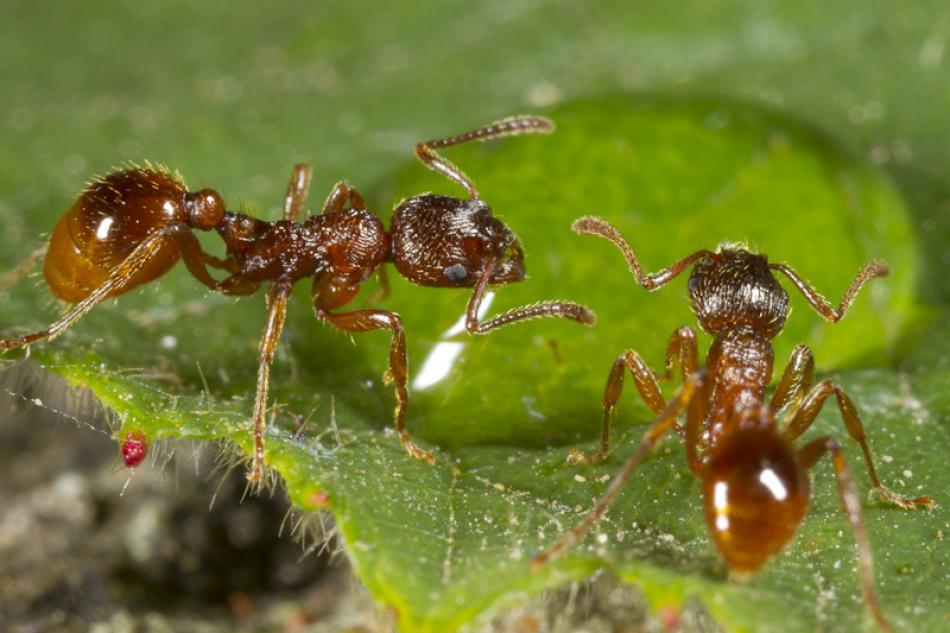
[
  {"x1": 568, "y1": 327, "x2": 697, "y2": 466},
  {"x1": 572, "y1": 217, "x2": 714, "y2": 290},
  {"x1": 247, "y1": 282, "x2": 292, "y2": 483},
  {"x1": 770, "y1": 344, "x2": 815, "y2": 415},
  {"x1": 531, "y1": 371, "x2": 705, "y2": 569},
  {"x1": 365, "y1": 266, "x2": 390, "y2": 304},
  {"x1": 798, "y1": 437, "x2": 894, "y2": 633},
  {"x1": 770, "y1": 260, "x2": 889, "y2": 323},
  {"x1": 0, "y1": 245, "x2": 46, "y2": 292},
  {"x1": 464, "y1": 262, "x2": 595, "y2": 334},
  {"x1": 167, "y1": 227, "x2": 260, "y2": 296},
  {"x1": 170, "y1": 228, "x2": 230, "y2": 290},
  {"x1": 200, "y1": 252, "x2": 234, "y2": 271},
  {"x1": 783, "y1": 380, "x2": 933, "y2": 509},
  {"x1": 321, "y1": 181, "x2": 368, "y2": 215},
  {"x1": 313, "y1": 303, "x2": 433, "y2": 464},
  {"x1": 414, "y1": 115, "x2": 554, "y2": 199},
  {"x1": 567, "y1": 348, "x2": 667, "y2": 466},
  {"x1": 283, "y1": 164, "x2": 313, "y2": 221},
  {"x1": 0, "y1": 226, "x2": 179, "y2": 351}
]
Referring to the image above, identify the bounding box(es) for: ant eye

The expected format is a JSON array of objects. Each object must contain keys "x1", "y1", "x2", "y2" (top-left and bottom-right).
[
  {"x1": 688, "y1": 274, "x2": 700, "y2": 295},
  {"x1": 443, "y1": 263, "x2": 469, "y2": 284}
]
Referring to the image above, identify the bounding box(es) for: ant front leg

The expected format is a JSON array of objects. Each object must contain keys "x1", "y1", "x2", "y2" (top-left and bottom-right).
[
  {"x1": 571, "y1": 217, "x2": 714, "y2": 290},
  {"x1": 169, "y1": 228, "x2": 260, "y2": 296},
  {"x1": 532, "y1": 370, "x2": 706, "y2": 569},
  {"x1": 771, "y1": 259, "x2": 889, "y2": 322},
  {"x1": 568, "y1": 327, "x2": 699, "y2": 466},
  {"x1": 247, "y1": 282, "x2": 292, "y2": 484},
  {"x1": 312, "y1": 282, "x2": 433, "y2": 464},
  {"x1": 798, "y1": 436, "x2": 894, "y2": 633},
  {"x1": 770, "y1": 344, "x2": 815, "y2": 415},
  {"x1": 414, "y1": 115, "x2": 554, "y2": 199},
  {"x1": 464, "y1": 259, "x2": 595, "y2": 335},
  {"x1": 782, "y1": 374, "x2": 933, "y2": 510}
]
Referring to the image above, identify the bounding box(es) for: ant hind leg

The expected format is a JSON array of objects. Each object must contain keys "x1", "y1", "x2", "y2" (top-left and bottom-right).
[
  {"x1": 531, "y1": 371, "x2": 706, "y2": 569},
  {"x1": 0, "y1": 245, "x2": 46, "y2": 293},
  {"x1": 798, "y1": 437, "x2": 894, "y2": 633},
  {"x1": 0, "y1": 227, "x2": 179, "y2": 351}
]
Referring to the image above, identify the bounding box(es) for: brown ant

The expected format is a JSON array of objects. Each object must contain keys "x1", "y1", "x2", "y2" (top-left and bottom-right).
[
  {"x1": 0, "y1": 116, "x2": 594, "y2": 482},
  {"x1": 532, "y1": 216, "x2": 932, "y2": 632}
]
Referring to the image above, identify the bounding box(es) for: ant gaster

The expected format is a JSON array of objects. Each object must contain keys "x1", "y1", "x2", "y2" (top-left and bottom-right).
[
  {"x1": 0, "y1": 116, "x2": 594, "y2": 482},
  {"x1": 533, "y1": 216, "x2": 932, "y2": 632}
]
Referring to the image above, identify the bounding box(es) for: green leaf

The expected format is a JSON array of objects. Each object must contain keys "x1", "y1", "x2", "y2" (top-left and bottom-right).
[{"x1": 3, "y1": 94, "x2": 946, "y2": 633}]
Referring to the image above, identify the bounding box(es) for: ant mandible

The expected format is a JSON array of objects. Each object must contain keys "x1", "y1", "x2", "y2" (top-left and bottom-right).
[
  {"x1": 0, "y1": 116, "x2": 594, "y2": 483},
  {"x1": 532, "y1": 216, "x2": 932, "y2": 632}
]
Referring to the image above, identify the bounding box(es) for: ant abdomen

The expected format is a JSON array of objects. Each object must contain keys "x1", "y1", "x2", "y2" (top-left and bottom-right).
[
  {"x1": 44, "y1": 167, "x2": 189, "y2": 302},
  {"x1": 703, "y1": 427, "x2": 809, "y2": 572},
  {"x1": 391, "y1": 195, "x2": 525, "y2": 287}
]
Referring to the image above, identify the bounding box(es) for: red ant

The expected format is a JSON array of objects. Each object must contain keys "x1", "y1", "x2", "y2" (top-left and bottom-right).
[
  {"x1": 0, "y1": 116, "x2": 594, "y2": 482},
  {"x1": 532, "y1": 216, "x2": 932, "y2": 632}
]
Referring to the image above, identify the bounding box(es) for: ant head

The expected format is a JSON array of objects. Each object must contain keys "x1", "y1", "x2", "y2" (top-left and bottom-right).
[
  {"x1": 391, "y1": 194, "x2": 525, "y2": 288},
  {"x1": 688, "y1": 249, "x2": 789, "y2": 338},
  {"x1": 702, "y1": 424, "x2": 809, "y2": 573},
  {"x1": 185, "y1": 188, "x2": 225, "y2": 229}
]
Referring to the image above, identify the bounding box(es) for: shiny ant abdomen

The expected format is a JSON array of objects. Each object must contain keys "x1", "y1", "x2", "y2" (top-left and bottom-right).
[
  {"x1": 0, "y1": 116, "x2": 594, "y2": 483},
  {"x1": 533, "y1": 216, "x2": 931, "y2": 632}
]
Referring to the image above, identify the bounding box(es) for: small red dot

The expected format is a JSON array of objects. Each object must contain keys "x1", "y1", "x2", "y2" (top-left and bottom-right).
[
  {"x1": 308, "y1": 490, "x2": 331, "y2": 508},
  {"x1": 122, "y1": 431, "x2": 148, "y2": 468},
  {"x1": 657, "y1": 604, "x2": 680, "y2": 631}
]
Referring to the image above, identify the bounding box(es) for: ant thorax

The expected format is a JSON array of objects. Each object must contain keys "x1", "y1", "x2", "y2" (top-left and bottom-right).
[
  {"x1": 222, "y1": 208, "x2": 387, "y2": 284},
  {"x1": 688, "y1": 249, "x2": 789, "y2": 339},
  {"x1": 704, "y1": 327, "x2": 775, "y2": 448}
]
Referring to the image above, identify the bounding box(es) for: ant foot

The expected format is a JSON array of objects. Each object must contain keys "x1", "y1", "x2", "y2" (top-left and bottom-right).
[
  {"x1": 400, "y1": 435, "x2": 435, "y2": 464},
  {"x1": 566, "y1": 448, "x2": 607, "y2": 466},
  {"x1": 870, "y1": 485, "x2": 934, "y2": 510},
  {"x1": 246, "y1": 462, "x2": 263, "y2": 484}
]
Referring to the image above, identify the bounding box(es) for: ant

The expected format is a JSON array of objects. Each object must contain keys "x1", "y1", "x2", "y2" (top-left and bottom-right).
[
  {"x1": 0, "y1": 116, "x2": 594, "y2": 483},
  {"x1": 532, "y1": 216, "x2": 932, "y2": 632}
]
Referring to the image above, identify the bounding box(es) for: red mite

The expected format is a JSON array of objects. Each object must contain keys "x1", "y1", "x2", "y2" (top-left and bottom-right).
[
  {"x1": 121, "y1": 431, "x2": 148, "y2": 468},
  {"x1": 0, "y1": 116, "x2": 594, "y2": 483},
  {"x1": 533, "y1": 216, "x2": 932, "y2": 632}
]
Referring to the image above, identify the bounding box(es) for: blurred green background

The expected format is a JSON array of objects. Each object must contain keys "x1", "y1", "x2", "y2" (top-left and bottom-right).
[{"x1": 1, "y1": 0, "x2": 947, "y2": 301}]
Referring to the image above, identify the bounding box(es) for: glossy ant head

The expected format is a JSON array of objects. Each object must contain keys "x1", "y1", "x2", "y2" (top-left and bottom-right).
[
  {"x1": 688, "y1": 249, "x2": 789, "y2": 339},
  {"x1": 702, "y1": 420, "x2": 809, "y2": 573},
  {"x1": 184, "y1": 188, "x2": 225, "y2": 229},
  {"x1": 391, "y1": 195, "x2": 525, "y2": 288}
]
